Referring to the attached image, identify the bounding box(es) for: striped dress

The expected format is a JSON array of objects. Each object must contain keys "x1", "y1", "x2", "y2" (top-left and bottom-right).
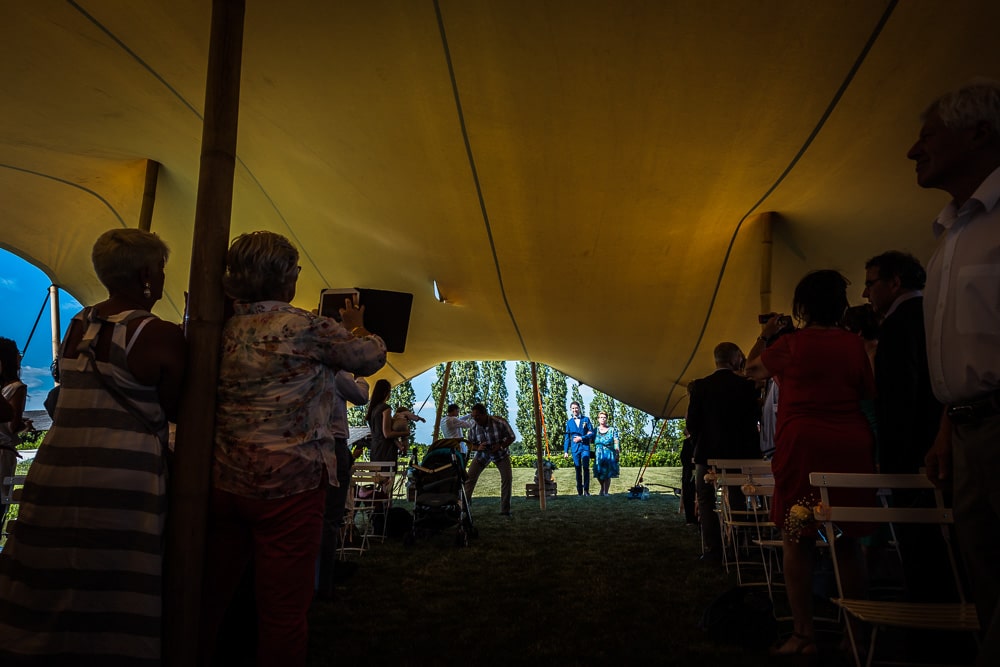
[{"x1": 0, "y1": 308, "x2": 169, "y2": 666}]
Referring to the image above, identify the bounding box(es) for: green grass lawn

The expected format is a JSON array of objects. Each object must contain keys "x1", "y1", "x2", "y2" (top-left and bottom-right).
[
  {"x1": 458, "y1": 463, "x2": 685, "y2": 500},
  {"x1": 306, "y1": 466, "x2": 785, "y2": 666}
]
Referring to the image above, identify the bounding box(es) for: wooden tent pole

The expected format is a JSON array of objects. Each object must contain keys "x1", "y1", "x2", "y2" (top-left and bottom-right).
[
  {"x1": 164, "y1": 1, "x2": 245, "y2": 665},
  {"x1": 531, "y1": 362, "x2": 547, "y2": 510},
  {"x1": 431, "y1": 361, "x2": 452, "y2": 443},
  {"x1": 535, "y1": 382, "x2": 551, "y2": 457},
  {"x1": 138, "y1": 159, "x2": 160, "y2": 232},
  {"x1": 758, "y1": 211, "x2": 774, "y2": 315}
]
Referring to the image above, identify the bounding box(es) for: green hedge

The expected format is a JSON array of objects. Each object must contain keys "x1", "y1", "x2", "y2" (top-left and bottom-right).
[
  {"x1": 408, "y1": 445, "x2": 677, "y2": 468},
  {"x1": 509, "y1": 449, "x2": 678, "y2": 468},
  {"x1": 16, "y1": 430, "x2": 45, "y2": 449}
]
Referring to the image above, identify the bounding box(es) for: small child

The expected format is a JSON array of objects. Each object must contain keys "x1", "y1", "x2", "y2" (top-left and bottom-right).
[{"x1": 392, "y1": 406, "x2": 425, "y2": 453}]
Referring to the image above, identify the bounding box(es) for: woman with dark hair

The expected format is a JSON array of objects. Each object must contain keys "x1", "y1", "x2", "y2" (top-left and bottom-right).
[
  {"x1": 0, "y1": 337, "x2": 27, "y2": 530},
  {"x1": 204, "y1": 230, "x2": 386, "y2": 666},
  {"x1": 0, "y1": 228, "x2": 186, "y2": 664},
  {"x1": 745, "y1": 270, "x2": 876, "y2": 657},
  {"x1": 365, "y1": 378, "x2": 408, "y2": 462}
]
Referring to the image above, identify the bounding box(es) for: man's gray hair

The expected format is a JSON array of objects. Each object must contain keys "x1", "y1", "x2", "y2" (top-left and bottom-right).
[
  {"x1": 223, "y1": 231, "x2": 299, "y2": 302},
  {"x1": 713, "y1": 342, "x2": 744, "y2": 370},
  {"x1": 91, "y1": 228, "x2": 169, "y2": 293},
  {"x1": 924, "y1": 78, "x2": 1000, "y2": 137}
]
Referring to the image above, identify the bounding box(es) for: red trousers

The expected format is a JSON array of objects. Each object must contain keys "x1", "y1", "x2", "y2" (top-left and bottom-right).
[{"x1": 202, "y1": 484, "x2": 326, "y2": 666}]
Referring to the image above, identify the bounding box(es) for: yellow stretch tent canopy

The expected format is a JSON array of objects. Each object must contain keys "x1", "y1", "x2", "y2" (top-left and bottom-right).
[{"x1": 2, "y1": 0, "x2": 996, "y2": 418}]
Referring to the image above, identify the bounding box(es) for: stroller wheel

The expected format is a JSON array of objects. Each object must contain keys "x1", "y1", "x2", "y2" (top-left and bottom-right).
[
  {"x1": 403, "y1": 532, "x2": 415, "y2": 547},
  {"x1": 455, "y1": 531, "x2": 468, "y2": 547}
]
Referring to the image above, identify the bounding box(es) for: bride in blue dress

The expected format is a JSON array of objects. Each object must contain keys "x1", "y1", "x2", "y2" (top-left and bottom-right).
[{"x1": 592, "y1": 411, "x2": 620, "y2": 496}]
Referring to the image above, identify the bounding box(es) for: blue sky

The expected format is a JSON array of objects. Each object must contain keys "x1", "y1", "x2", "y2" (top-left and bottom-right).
[
  {"x1": 0, "y1": 249, "x2": 81, "y2": 411},
  {"x1": 1, "y1": 248, "x2": 595, "y2": 435}
]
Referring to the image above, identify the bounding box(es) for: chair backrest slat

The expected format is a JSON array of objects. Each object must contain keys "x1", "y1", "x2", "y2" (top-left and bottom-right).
[
  {"x1": 707, "y1": 458, "x2": 770, "y2": 471},
  {"x1": 825, "y1": 506, "x2": 953, "y2": 524},
  {"x1": 808, "y1": 472, "x2": 934, "y2": 490}
]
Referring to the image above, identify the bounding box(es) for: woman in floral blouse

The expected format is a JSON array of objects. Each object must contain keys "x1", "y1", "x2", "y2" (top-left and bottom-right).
[{"x1": 203, "y1": 231, "x2": 386, "y2": 666}]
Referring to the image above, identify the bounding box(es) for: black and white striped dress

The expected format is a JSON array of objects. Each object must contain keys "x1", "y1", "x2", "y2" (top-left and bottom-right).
[{"x1": 0, "y1": 308, "x2": 169, "y2": 666}]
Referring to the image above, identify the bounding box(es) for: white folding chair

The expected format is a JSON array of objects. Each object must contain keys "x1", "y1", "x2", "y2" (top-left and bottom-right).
[
  {"x1": 705, "y1": 459, "x2": 776, "y2": 585},
  {"x1": 808, "y1": 472, "x2": 979, "y2": 667},
  {"x1": 340, "y1": 461, "x2": 396, "y2": 556},
  {"x1": 1, "y1": 474, "x2": 26, "y2": 543}
]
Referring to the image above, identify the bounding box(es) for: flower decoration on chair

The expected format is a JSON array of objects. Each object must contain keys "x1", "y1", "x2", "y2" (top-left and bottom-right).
[
  {"x1": 741, "y1": 483, "x2": 757, "y2": 495},
  {"x1": 783, "y1": 494, "x2": 822, "y2": 543},
  {"x1": 703, "y1": 471, "x2": 718, "y2": 483}
]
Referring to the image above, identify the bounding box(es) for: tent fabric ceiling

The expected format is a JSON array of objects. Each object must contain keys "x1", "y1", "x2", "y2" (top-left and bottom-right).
[{"x1": 2, "y1": 0, "x2": 998, "y2": 417}]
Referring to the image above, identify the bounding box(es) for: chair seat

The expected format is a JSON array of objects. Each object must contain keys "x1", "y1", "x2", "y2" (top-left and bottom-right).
[
  {"x1": 727, "y1": 519, "x2": 775, "y2": 528},
  {"x1": 833, "y1": 598, "x2": 979, "y2": 632},
  {"x1": 752, "y1": 539, "x2": 783, "y2": 548}
]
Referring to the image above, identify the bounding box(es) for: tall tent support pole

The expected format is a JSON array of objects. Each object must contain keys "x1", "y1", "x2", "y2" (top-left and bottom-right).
[
  {"x1": 48, "y1": 285, "x2": 60, "y2": 365},
  {"x1": 531, "y1": 362, "x2": 547, "y2": 510},
  {"x1": 431, "y1": 361, "x2": 452, "y2": 443},
  {"x1": 164, "y1": 1, "x2": 245, "y2": 665},
  {"x1": 759, "y1": 212, "x2": 774, "y2": 315},
  {"x1": 138, "y1": 159, "x2": 161, "y2": 232},
  {"x1": 535, "y1": 383, "x2": 551, "y2": 457}
]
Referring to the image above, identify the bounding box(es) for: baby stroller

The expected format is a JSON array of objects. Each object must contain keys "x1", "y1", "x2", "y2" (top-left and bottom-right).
[{"x1": 404, "y1": 438, "x2": 477, "y2": 547}]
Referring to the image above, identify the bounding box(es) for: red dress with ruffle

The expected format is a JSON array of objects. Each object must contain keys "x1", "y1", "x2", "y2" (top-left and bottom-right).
[{"x1": 762, "y1": 327, "x2": 876, "y2": 538}]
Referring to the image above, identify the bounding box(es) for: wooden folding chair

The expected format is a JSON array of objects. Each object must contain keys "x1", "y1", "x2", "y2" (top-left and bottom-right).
[{"x1": 808, "y1": 472, "x2": 979, "y2": 667}]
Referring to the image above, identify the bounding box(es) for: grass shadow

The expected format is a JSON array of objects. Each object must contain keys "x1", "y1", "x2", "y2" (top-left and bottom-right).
[{"x1": 307, "y1": 467, "x2": 788, "y2": 666}]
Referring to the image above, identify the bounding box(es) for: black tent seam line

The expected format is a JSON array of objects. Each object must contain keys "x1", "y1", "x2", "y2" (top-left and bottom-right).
[
  {"x1": 69, "y1": 1, "x2": 327, "y2": 294},
  {"x1": 68, "y1": 0, "x2": 202, "y2": 121},
  {"x1": 385, "y1": 360, "x2": 407, "y2": 382},
  {"x1": 657, "y1": 0, "x2": 898, "y2": 419},
  {"x1": 433, "y1": 0, "x2": 530, "y2": 361},
  {"x1": 0, "y1": 164, "x2": 183, "y2": 319}
]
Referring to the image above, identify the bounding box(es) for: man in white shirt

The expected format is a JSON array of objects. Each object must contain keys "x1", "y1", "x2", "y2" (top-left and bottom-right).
[
  {"x1": 911, "y1": 80, "x2": 1000, "y2": 665},
  {"x1": 439, "y1": 403, "x2": 473, "y2": 440}
]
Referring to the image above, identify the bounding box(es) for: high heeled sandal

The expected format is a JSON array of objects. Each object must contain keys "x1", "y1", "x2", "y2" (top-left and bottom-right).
[{"x1": 769, "y1": 632, "x2": 818, "y2": 657}]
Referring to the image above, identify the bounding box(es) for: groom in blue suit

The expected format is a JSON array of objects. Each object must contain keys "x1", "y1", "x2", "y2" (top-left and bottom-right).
[{"x1": 563, "y1": 401, "x2": 595, "y2": 496}]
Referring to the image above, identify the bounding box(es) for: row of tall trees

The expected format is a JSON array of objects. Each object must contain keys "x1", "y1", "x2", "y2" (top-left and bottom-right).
[
  {"x1": 347, "y1": 361, "x2": 684, "y2": 459},
  {"x1": 426, "y1": 361, "x2": 509, "y2": 421},
  {"x1": 430, "y1": 361, "x2": 666, "y2": 457}
]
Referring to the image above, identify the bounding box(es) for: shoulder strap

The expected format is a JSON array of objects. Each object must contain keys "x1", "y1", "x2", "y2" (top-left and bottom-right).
[{"x1": 77, "y1": 309, "x2": 162, "y2": 437}]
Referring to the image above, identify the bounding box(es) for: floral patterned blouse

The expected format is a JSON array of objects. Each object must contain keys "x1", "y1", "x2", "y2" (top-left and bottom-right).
[{"x1": 214, "y1": 301, "x2": 387, "y2": 499}]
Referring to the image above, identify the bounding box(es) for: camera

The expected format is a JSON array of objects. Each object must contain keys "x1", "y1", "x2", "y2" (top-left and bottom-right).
[
  {"x1": 758, "y1": 313, "x2": 793, "y2": 328},
  {"x1": 318, "y1": 288, "x2": 360, "y2": 323}
]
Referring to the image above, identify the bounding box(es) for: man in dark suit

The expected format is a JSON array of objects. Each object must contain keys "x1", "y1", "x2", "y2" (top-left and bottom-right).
[
  {"x1": 864, "y1": 251, "x2": 942, "y2": 475},
  {"x1": 864, "y1": 251, "x2": 954, "y2": 608},
  {"x1": 686, "y1": 342, "x2": 761, "y2": 562},
  {"x1": 562, "y1": 401, "x2": 595, "y2": 496}
]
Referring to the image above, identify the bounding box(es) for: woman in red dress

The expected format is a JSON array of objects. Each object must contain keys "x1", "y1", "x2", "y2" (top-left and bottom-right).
[{"x1": 746, "y1": 269, "x2": 876, "y2": 657}]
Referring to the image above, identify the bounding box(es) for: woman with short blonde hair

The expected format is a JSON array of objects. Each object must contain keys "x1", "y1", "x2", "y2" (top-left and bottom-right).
[{"x1": 0, "y1": 227, "x2": 186, "y2": 664}]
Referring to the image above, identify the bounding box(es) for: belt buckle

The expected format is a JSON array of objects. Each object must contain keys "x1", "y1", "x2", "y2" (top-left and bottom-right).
[{"x1": 947, "y1": 404, "x2": 976, "y2": 425}]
